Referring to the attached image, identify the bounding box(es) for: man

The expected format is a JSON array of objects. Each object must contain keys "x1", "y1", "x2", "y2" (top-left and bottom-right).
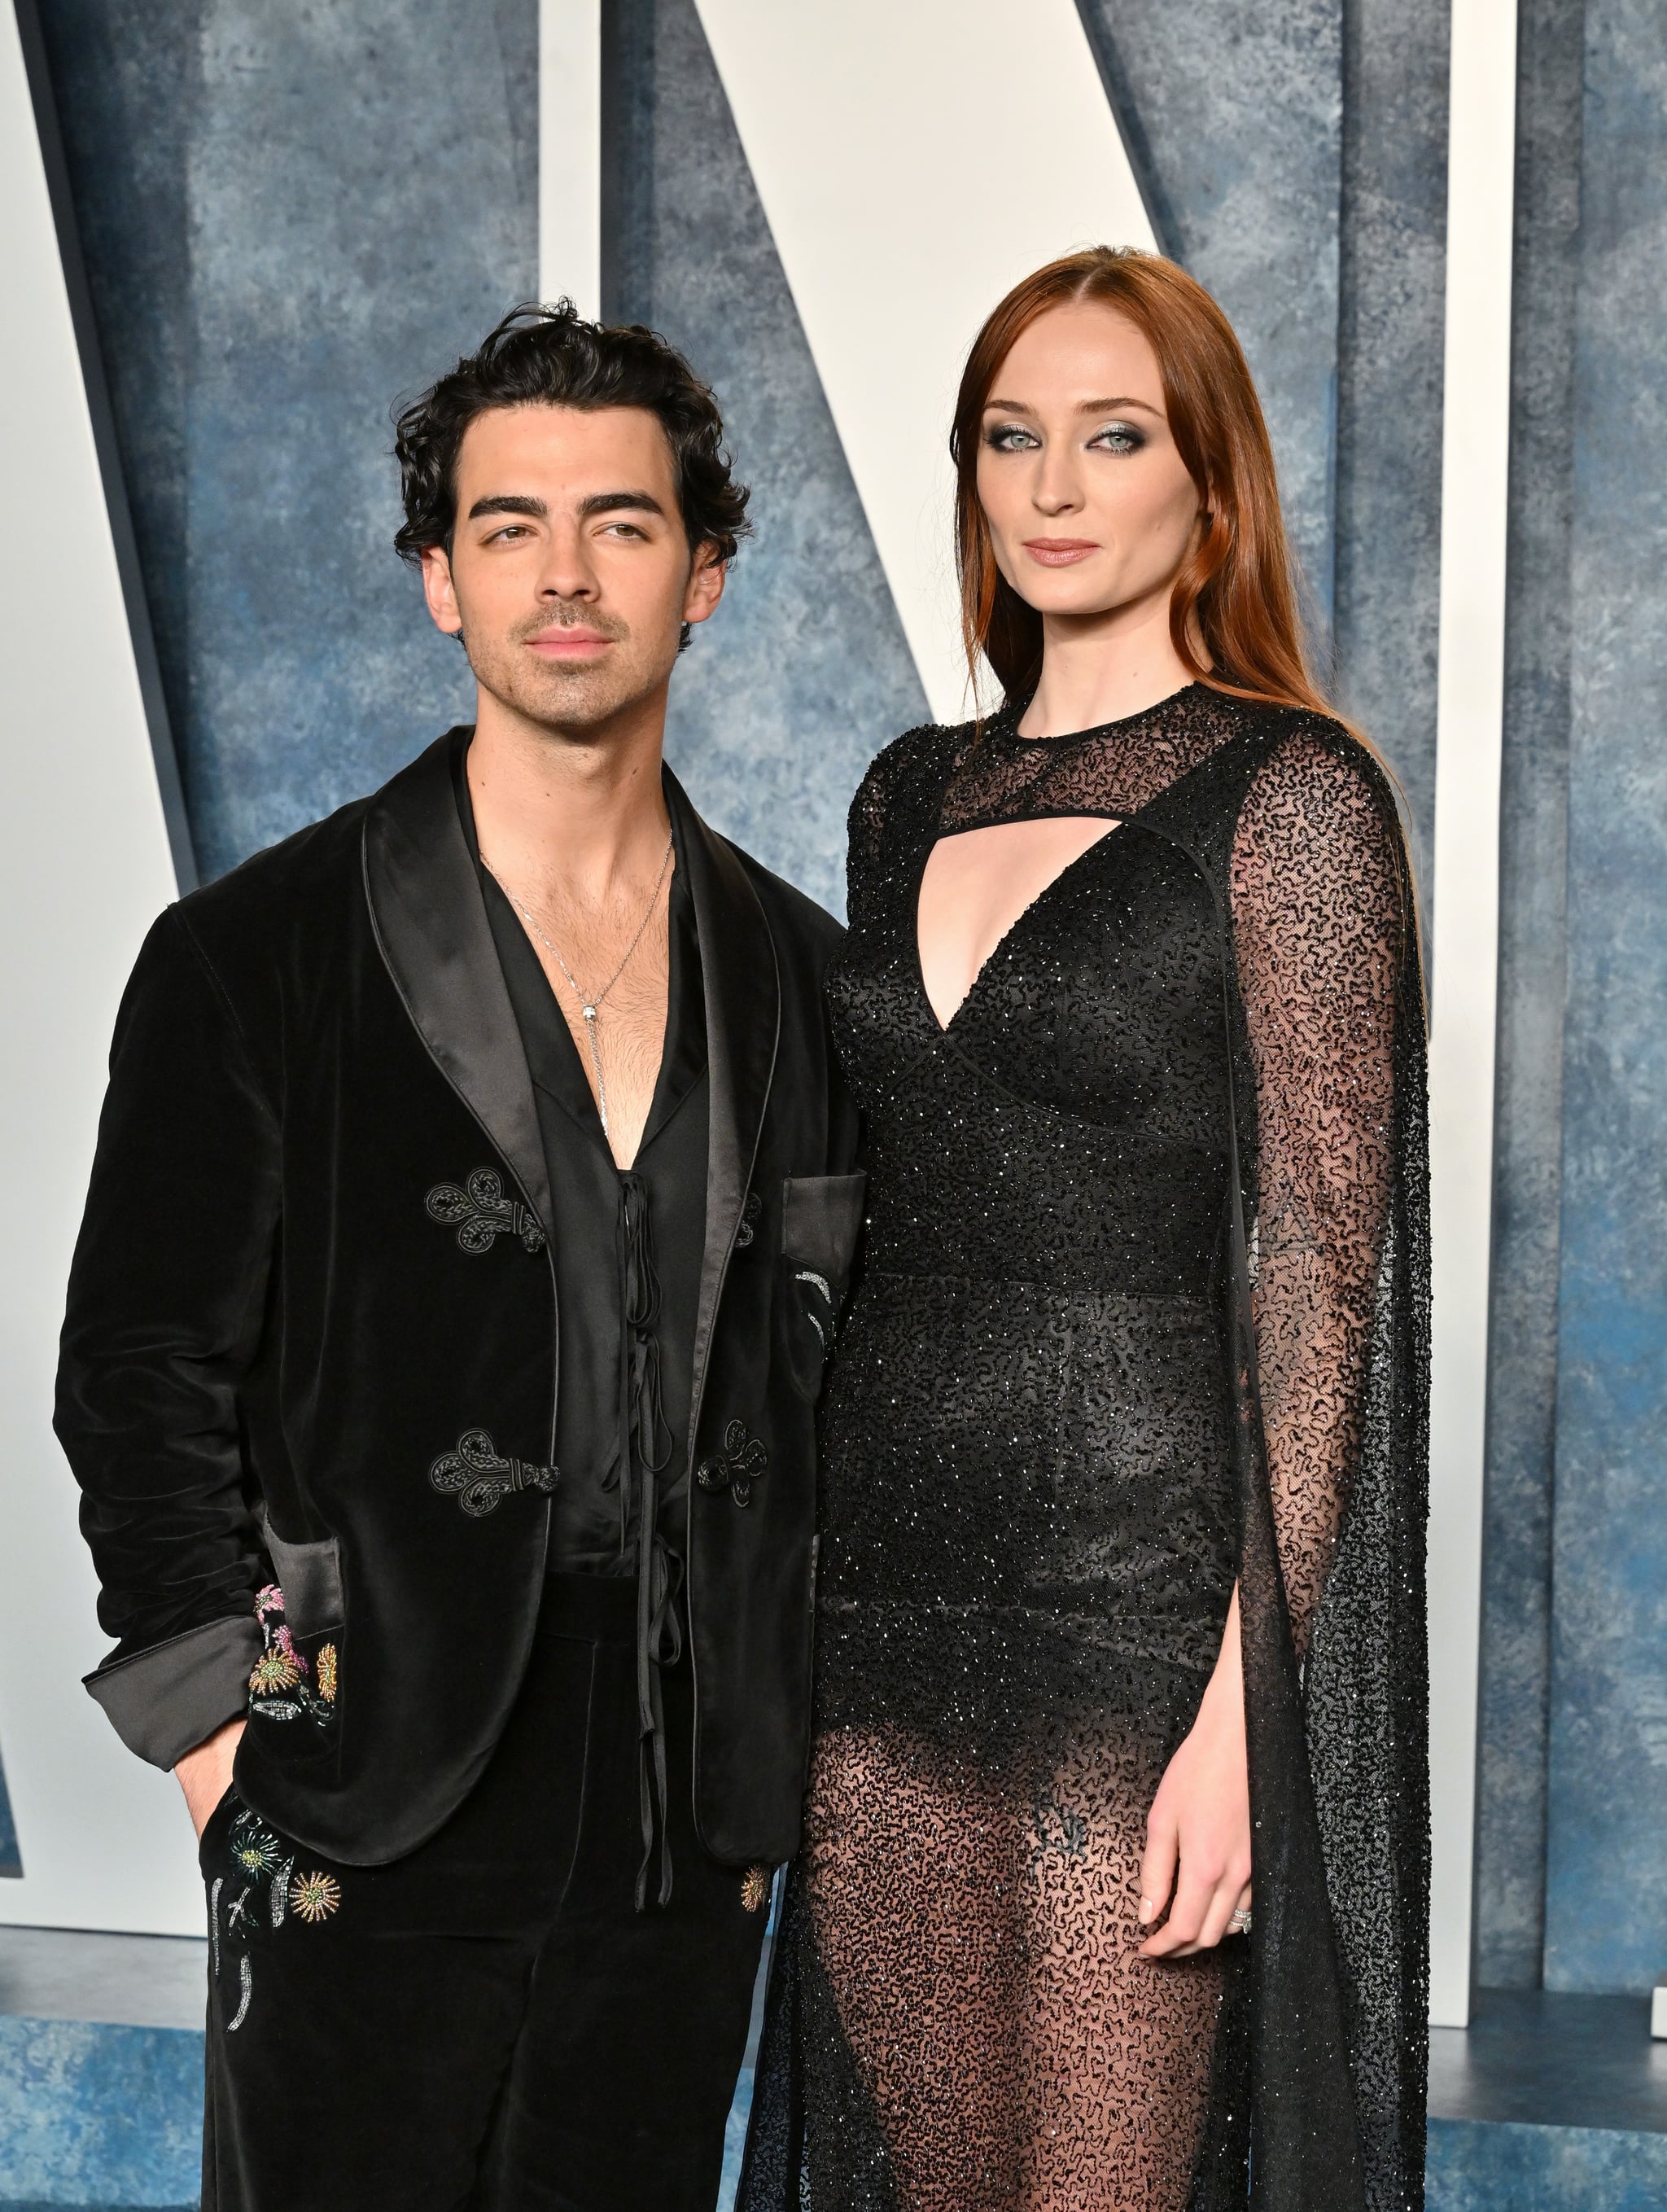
[{"x1": 56, "y1": 304, "x2": 864, "y2": 2212}]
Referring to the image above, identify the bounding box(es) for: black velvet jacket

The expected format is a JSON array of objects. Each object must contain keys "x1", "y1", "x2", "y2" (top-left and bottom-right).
[{"x1": 57, "y1": 731, "x2": 864, "y2": 1868}]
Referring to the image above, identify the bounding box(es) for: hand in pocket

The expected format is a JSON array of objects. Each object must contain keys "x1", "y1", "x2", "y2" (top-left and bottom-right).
[{"x1": 175, "y1": 1716, "x2": 247, "y2": 1838}]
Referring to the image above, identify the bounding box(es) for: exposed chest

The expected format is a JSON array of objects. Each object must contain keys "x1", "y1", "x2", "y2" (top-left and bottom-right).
[
  {"x1": 834, "y1": 798, "x2": 1231, "y2": 1150},
  {"x1": 523, "y1": 905, "x2": 672, "y2": 1167}
]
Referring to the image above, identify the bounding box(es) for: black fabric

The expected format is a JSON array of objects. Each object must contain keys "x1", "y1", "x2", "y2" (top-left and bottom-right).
[
  {"x1": 58, "y1": 729, "x2": 861, "y2": 1868},
  {"x1": 201, "y1": 1572, "x2": 767, "y2": 2212},
  {"x1": 85, "y1": 1614, "x2": 262, "y2": 1771},
  {"x1": 742, "y1": 690, "x2": 1429, "y2": 2212},
  {"x1": 453, "y1": 751, "x2": 709, "y2": 1575},
  {"x1": 452, "y1": 747, "x2": 711, "y2": 1904}
]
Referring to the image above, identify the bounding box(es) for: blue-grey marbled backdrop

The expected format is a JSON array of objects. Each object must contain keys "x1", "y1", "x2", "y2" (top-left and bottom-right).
[
  {"x1": 37, "y1": 0, "x2": 537, "y2": 883},
  {"x1": 1475, "y1": 0, "x2": 1582, "y2": 1994},
  {"x1": 32, "y1": 0, "x2": 1667, "y2": 2011},
  {"x1": 601, "y1": 0, "x2": 925, "y2": 918},
  {"x1": 1541, "y1": 0, "x2": 1667, "y2": 1997}
]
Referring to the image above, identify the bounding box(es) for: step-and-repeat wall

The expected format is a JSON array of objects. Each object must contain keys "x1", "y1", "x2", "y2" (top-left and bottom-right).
[{"x1": 2, "y1": 0, "x2": 1662, "y2": 2023}]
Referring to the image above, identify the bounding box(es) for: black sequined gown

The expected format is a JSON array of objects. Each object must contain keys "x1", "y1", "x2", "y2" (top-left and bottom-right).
[{"x1": 741, "y1": 686, "x2": 1430, "y2": 2212}]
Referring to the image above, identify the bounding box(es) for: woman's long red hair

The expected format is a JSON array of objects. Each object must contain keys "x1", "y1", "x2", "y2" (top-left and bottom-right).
[{"x1": 953, "y1": 247, "x2": 1335, "y2": 718}]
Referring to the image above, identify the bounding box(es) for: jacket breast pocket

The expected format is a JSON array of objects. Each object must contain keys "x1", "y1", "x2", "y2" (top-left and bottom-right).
[{"x1": 780, "y1": 1172, "x2": 868, "y2": 1401}]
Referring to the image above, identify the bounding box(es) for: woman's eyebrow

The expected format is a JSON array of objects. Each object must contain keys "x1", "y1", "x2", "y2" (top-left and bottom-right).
[{"x1": 980, "y1": 395, "x2": 1164, "y2": 416}]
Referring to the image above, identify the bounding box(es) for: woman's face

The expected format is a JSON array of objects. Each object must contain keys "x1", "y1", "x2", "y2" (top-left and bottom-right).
[{"x1": 974, "y1": 301, "x2": 1203, "y2": 625}]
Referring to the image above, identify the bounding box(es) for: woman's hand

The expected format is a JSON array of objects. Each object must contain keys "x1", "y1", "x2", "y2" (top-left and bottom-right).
[
  {"x1": 1138, "y1": 1588, "x2": 1252, "y2": 1957},
  {"x1": 173, "y1": 1715, "x2": 246, "y2": 1839}
]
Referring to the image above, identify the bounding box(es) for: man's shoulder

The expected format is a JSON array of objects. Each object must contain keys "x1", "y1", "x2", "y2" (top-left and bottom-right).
[
  {"x1": 182, "y1": 794, "x2": 370, "y2": 922},
  {"x1": 170, "y1": 794, "x2": 373, "y2": 988},
  {"x1": 175, "y1": 732, "x2": 457, "y2": 961}
]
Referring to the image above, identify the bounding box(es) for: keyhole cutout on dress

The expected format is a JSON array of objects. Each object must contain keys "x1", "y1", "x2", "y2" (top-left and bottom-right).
[{"x1": 917, "y1": 816, "x2": 1121, "y2": 1031}]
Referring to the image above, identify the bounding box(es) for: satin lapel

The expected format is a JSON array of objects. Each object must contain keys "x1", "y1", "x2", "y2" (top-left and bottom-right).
[
  {"x1": 361, "y1": 730, "x2": 553, "y2": 1233},
  {"x1": 670, "y1": 767, "x2": 781, "y2": 1453}
]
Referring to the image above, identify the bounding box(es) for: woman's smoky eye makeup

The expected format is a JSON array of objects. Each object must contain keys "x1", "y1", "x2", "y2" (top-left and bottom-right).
[
  {"x1": 981, "y1": 415, "x2": 1150, "y2": 455},
  {"x1": 1090, "y1": 419, "x2": 1147, "y2": 455},
  {"x1": 982, "y1": 419, "x2": 1040, "y2": 453}
]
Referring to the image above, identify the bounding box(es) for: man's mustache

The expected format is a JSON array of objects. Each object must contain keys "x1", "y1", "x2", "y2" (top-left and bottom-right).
[{"x1": 511, "y1": 607, "x2": 630, "y2": 644}]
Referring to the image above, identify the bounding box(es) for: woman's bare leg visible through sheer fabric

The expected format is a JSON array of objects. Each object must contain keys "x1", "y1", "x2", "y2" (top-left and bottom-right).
[{"x1": 807, "y1": 1723, "x2": 1223, "y2": 2212}]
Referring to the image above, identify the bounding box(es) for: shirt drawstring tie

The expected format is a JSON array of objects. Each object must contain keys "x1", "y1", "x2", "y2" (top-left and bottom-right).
[{"x1": 619, "y1": 1172, "x2": 679, "y2": 1910}]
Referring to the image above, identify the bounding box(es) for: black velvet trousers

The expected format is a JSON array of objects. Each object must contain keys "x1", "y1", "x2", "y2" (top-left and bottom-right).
[{"x1": 199, "y1": 1572, "x2": 768, "y2": 2211}]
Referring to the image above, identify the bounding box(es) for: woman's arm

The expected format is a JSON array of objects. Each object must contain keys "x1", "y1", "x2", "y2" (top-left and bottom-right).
[
  {"x1": 1231, "y1": 729, "x2": 1402, "y2": 1658},
  {"x1": 1140, "y1": 729, "x2": 1405, "y2": 1956},
  {"x1": 1139, "y1": 1586, "x2": 1251, "y2": 1956}
]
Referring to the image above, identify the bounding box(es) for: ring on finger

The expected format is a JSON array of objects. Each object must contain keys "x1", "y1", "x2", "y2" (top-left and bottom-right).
[{"x1": 1228, "y1": 1906, "x2": 1253, "y2": 1934}]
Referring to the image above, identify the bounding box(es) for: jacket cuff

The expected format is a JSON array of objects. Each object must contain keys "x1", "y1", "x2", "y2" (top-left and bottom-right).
[{"x1": 84, "y1": 1614, "x2": 260, "y2": 1769}]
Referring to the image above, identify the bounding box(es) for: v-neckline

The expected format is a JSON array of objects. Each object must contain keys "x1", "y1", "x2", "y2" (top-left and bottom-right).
[
  {"x1": 912, "y1": 817, "x2": 1124, "y2": 1036},
  {"x1": 907, "y1": 715, "x2": 1253, "y2": 1038}
]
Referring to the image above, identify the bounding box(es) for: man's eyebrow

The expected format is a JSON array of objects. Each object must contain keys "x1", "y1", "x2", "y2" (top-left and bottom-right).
[
  {"x1": 466, "y1": 493, "x2": 549, "y2": 521},
  {"x1": 578, "y1": 489, "x2": 667, "y2": 519},
  {"x1": 464, "y1": 488, "x2": 670, "y2": 526}
]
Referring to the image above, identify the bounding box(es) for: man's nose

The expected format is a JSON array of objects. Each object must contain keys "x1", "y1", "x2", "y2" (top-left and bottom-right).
[{"x1": 536, "y1": 528, "x2": 600, "y2": 600}]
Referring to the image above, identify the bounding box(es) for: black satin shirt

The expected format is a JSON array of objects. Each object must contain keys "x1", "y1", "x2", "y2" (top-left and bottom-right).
[{"x1": 453, "y1": 759, "x2": 708, "y2": 1577}]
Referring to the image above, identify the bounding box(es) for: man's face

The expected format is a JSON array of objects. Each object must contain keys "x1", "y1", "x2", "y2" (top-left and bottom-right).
[{"x1": 421, "y1": 402, "x2": 724, "y2": 734}]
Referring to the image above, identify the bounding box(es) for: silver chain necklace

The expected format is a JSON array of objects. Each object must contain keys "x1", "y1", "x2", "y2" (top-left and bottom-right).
[{"x1": 483, "y1": 830, "x2": 675, "y2": 1139}]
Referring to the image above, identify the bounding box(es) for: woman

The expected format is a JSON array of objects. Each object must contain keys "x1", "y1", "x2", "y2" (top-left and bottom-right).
[{"x1": 742, "y1": 248, "x2": 1429, "y2": 2212}]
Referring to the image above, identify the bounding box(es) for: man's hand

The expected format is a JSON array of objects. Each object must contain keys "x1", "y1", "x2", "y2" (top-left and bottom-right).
[{"x1": 173, "y1": 1716, "x2": 247, "y2": 1838}]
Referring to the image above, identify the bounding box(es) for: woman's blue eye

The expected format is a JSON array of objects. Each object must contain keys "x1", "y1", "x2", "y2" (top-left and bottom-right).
[
  {"x1": 984, "y1": 423, "x2": 1040, "y2": 453},
  {"x1": 1091, "y1": 422, "x2": 1146, "y2": 454}
]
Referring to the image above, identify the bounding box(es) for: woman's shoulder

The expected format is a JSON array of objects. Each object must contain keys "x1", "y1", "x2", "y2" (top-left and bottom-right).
[
  {"x1": 1169, "y1": 694, "x2": 1404, "y2": 862},
  {"x1": 1250, "y1": 709, "x2": 1407, "y2": 859},
  {"x1": 1221, "y1": 695, "x2": 1397, "y2": 803},
  {"x1": 847, "y1": 717, "x2": 966, "y2": 834}
]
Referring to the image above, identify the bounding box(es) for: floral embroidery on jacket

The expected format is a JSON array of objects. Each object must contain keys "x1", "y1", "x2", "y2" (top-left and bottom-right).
[
  {"x1": 429, "y1": 1426, "x2": 561, "y2": 1518},
  {"x1": 742, "y1": 1864, "x2": 772, "y2": 1913},
  {"x1": 248, "y1": 1647, "x2": 301, "y2": 1696},
  {"x1": 247, "y1": 1588, "x2": 337, "y2": 1725},
  {"x1": 734, "y1": 1190, "x2": 763, "y2": 1250},
  {"x1": 426, "y1": 1167, "x2": 545, "y2": 1255},
  {"x1": 696, "y1": 1417, "x2": 769, "y2": 1508}
]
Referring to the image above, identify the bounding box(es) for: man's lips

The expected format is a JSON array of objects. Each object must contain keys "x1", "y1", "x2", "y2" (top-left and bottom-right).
[
  {"x1": 1022, "y1": 538, "x2": 1100, "y2": 567},
  {"x1": 524, "y1": 630, "x2": 615, "y2": 657}
]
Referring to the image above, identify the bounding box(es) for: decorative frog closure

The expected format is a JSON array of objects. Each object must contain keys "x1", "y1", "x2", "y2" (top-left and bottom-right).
[
  {"x1": 429, "y1": 1427, "x2": 561, "y2": 1518},
  {"x1": 696, "y1": 1417, "x2": 769, "y2": 1509},
  {"x1": 426, "y1": 1167, "x2": 545, "y2": 1255}
]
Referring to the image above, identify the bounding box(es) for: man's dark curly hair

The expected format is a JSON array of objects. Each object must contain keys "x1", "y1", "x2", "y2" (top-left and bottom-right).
[{"x1": 392, "y1": 302, "x2": 750, "y2": 641}]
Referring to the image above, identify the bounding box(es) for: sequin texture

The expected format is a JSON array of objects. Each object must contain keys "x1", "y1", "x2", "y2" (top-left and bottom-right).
[{"x1": 741, "y1": 688, "x2": 1429, "y2": 2212}]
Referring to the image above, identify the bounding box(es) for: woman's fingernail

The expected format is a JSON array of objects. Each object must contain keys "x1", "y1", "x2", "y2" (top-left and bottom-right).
[{"x1": 1138, "y1": 1898, "x2": 1154, "y2": 1925}]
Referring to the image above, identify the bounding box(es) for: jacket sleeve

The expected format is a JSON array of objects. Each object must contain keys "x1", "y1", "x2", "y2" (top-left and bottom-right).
[{"x1": 55, "y1": 905, "x2": 282, "y2": 1767}]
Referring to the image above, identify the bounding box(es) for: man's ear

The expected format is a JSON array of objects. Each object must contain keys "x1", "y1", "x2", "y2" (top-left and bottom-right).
[
  {"x1": 682, "y1": 541, "x2": 727, "y2": 631},
  {"x1": 420, "y1": 542, "x2": 462, "y2": 636}
]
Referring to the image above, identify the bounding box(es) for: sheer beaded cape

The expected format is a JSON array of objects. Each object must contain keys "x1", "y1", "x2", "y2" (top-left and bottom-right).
[{"x1": 741, "y1": 686, "x2": 1430, "y2": 2212}]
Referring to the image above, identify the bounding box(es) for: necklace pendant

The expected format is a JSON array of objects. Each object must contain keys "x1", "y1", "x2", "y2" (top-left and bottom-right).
[{"x1": 582, "y1": 1005, "x2": 597, "y2": 1023}]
